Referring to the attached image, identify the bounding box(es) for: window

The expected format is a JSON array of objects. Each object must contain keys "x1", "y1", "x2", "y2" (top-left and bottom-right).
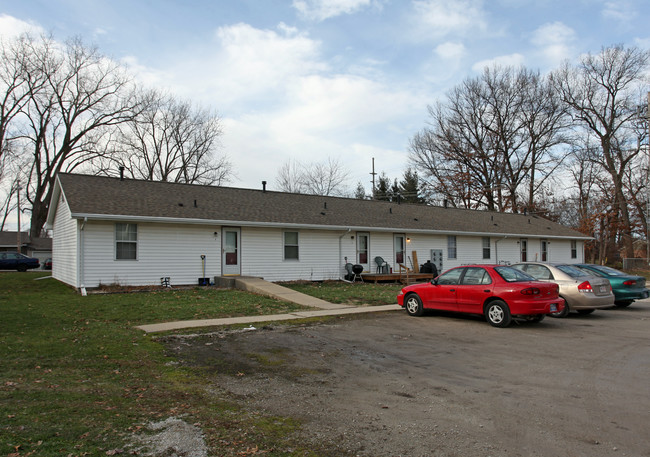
[
  {"x1": 571, "y1": 240, "x2": 577, "y2": 259},
  {"x1": 526, "y1": 264, "x2": 553, "y2": 280},
  {"x1": 284, "y1": 231, "x2": 299, "y2": 260},
  {"x1": 437, "y1": 267, "x2": 463, "y2": 285},
  {"x1": 482, "y1": 237, "x2": 490, "y2": 259},
  {"x1": 520, "y1": 239, "x2": 528, "y2": 262},
  {"x1": 357, "y1": 233, "x2": 369, "y2": 265},
  {"x1": 447, "y1": 235, "x2": 457, "y2": 259},
  {"x1": 541, "y1": 239, "x2": 548, "y2": 262},
  {"x1": 115, "y1": 223, "x2": 137, "y2": 260},
  {"x1": 461, "y1": 267, "x2": 492, "y2": 285}
]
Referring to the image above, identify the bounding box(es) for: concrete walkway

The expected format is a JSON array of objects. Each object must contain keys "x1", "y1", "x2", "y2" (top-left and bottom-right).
[{"x1": 136, "y1": 276, "x2": 402, "y2": 333}]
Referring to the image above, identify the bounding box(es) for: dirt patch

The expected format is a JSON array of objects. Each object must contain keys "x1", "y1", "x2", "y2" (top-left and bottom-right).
[{"x1": 161, "y1": 304, "x2": 650, "y2": 456}]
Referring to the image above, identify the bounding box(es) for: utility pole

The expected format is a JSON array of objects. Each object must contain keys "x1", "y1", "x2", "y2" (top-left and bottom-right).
[
  {"x1": 647, "y1": 92, "x2": 649, "y2": 264},
  {"x1": 370, "y1": 157, "x2": 377, "y2": 198},
  {"x1": 16, "y1": 180, "x2": 22, "y2": 254}
]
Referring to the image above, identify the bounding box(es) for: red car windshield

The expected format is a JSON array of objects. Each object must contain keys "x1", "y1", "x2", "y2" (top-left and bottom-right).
[{"x1": 494, "y1": 266, "x2": 536, "y2": 282}]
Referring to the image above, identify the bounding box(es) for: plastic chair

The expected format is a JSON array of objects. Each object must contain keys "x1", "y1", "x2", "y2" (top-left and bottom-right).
[{"x1": 374, "y1": 256, "x2": 388, "y2": 274}]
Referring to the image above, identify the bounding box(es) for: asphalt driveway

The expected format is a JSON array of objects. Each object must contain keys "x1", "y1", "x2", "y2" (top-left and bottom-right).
[{"x1": 162, "y1": 300, "x2": 650, "y2": 456}]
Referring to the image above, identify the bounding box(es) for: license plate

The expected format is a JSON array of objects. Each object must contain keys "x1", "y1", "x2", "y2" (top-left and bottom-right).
[
  {"x1": 550, "y1": 304, "x2": 557, "y2": 312},
  {"x1": 599, "y1": 286, "x2": 606, "y2": 294}
]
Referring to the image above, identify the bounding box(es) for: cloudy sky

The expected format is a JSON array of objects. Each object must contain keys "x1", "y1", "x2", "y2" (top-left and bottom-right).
[{"x1": 1, "y1": 0, "x2": 649, "y2": 194}]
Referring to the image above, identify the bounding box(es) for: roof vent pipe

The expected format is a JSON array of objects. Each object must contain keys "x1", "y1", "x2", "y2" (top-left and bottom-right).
[
  {"x1": 443, "y1": 199, "x2": 448, "y2": 208},
  {"x1": 262, "y1": 181, "x2": 267, "y2": 192},
  {"x1": 194, "y1": 199, "x2": 197, "y2": 208},
  {"x1": 119, "y1": 166, "x2": 125, "y2": 181}
]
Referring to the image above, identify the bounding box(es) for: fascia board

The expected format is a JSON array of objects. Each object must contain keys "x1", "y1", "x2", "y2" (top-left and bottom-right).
[{"x1": 70, "y1": 213, "x2": 593, "y2": 241}]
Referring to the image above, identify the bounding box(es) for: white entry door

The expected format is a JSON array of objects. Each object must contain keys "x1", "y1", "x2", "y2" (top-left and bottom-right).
[{"x1": 222, "y1": 227, "x2": 241, "y2": 276}]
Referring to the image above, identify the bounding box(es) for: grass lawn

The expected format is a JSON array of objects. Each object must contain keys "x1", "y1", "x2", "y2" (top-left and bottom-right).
[
  {"x1": 280, "y1": 281, "x2": 403, "y2": 306},
  {"x1": 0, "y1": 272, "x2": 404, "y2": 456},
  {"x1": 0, "y1": 272, "x2": 315, "y2": 456}
]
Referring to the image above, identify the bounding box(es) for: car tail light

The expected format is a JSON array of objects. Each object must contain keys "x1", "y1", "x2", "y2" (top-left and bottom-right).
[
  {"x1": 521, "y1": 287, "x2": 541, "y2": 295},
  {"x1": 623, "y1": 280, "x2": 637, "y2": 286},
  {"x1": 577, "y1": 281, "x2": 593, "y2": 293}
]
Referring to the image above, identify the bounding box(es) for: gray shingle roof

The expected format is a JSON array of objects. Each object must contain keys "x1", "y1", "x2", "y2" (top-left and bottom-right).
[{"x1": 53, "y1": 173, "x2": 588, "y2": 239}]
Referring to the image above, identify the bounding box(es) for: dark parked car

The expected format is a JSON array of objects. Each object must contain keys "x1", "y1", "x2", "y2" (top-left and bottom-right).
[
  {"x1": 0, "y1": 251, "x2": 40, "y2": 271},
  {"x1": 43, "y1": 258, "x2": 53, "y2": 270},
  {"x1": 397, "y1": 264, "x2": 563, "y2": 328},
  {"x1": 573, "y1": 264, "x2": 649, "y2": 307}
]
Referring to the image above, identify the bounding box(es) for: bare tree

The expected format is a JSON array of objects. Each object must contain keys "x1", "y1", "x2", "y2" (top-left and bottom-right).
[
  {"x1": 552, "y1": 45, "x2": 650, "y2": 258},
  {"x1": 275, "y1": 157, "x2": 349, "y2": 196},
  {"x1": 410, "y1": 66, "x2": 569, "y2": 212},
  {"x1": 110, "y1": 90, "x2": 230, "y2": 185},
  {"x1": 9, "y1": 35, "x2": 142, "y2": 237},
  {"x1": 275, "y1": 159, "x2": 305, "y2": 193},
  {"x1": 0, "y1": 34, "x2": 46, "y2": 162}
]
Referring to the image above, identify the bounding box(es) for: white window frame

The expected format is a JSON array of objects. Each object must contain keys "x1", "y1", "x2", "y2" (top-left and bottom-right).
[
  {"x1": 447, "y1": 235, "x2": 457, "y2": 260},
  {"x1": 283, "y1": 231, "x2": 299, "y2": 261},
  {"x1": 482, "y1": 237, "x2": 491, "y2": 259},
  {"x1": 115, "y1": 223, "x2": 138, "y2": 260}
]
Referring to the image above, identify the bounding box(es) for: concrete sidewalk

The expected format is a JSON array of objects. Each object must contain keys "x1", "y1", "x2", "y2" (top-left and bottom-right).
[
  {"x1": 136, "y1": 304, "x2": 402, "y2": 333},
  {"x1": 135, "y1": 276, "x2": 402, "y2": 333}
]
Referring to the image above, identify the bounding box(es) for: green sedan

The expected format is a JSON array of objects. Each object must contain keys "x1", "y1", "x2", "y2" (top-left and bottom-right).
[{"x1": 574, "y1": 264, "x2": 649, "y2": 307}]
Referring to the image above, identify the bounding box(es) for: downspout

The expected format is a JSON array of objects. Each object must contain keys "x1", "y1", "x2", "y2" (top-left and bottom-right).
[
  {"x1": 338, "y1": 228, "x2": 351, "y2": 281},
  {"x1": 495, "y1": 236, "x2": 508, "y2": 265},
  {"x1": 79, "y1": 217, "x2": 87, "y2": 296}
]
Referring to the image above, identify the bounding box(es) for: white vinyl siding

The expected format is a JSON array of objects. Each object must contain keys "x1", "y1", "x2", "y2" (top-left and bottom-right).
[
  {"x1": 51, "y1": 198, "x2": 78, "y2": 287},
  {"x1": 81, "y1": 222, "x2": 222, "y2": 287},
  {"x1": 52, "y1": 214, "x2": 586, "y2": 287}
]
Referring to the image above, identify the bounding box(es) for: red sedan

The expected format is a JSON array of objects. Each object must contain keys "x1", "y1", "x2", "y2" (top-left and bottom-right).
[{"x1": 397, "y1": 265, "x2": 563, "y2": 327}]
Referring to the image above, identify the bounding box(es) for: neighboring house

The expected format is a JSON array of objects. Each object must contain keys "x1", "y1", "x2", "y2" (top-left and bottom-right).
[
  {"x1": 0, "y1": 231, "x2": 52, "y2": 265},
  {"x1": 46, "y1": 173, "x2": 591, "y2": 289}
]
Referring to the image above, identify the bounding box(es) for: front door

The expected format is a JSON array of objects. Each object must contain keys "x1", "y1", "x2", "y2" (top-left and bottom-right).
[
  {"x1": 222, "y1": 227, "x2": 241, "y2": 276},
  {"x1": 357, "y1": 232, "x2": 369, "y2": 272}
]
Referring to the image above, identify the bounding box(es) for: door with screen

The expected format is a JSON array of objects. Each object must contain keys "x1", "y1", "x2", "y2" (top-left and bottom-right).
[{"x1": 222, "y1": 227, "x2": 241, "y2": 275}]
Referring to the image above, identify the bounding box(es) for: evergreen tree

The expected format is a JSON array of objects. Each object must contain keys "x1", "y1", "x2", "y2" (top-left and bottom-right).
[{"x1": 399, "y1": 168, "x2": 424, "y2": 203}]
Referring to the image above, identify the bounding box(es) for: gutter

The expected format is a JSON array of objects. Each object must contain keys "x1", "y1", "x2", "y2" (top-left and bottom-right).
[
  {"x1": 68, "y1": 212, "x2": 593, "y2": 241},
  {"x1": 79, "y1": 217, "x2": 87, "y2": 296},
  {"x1": 338, "y1": 228, "x2": 351, "y2": 282}
]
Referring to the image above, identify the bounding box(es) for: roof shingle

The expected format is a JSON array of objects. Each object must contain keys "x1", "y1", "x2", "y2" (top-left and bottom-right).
[{"x1": 54, "y1": 173, "x2": 588, "y2": 239}]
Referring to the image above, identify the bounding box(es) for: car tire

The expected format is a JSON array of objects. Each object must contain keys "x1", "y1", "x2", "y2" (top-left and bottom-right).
[
  {"x1": 614, "y1": 300, "x2": 632, "y2": 308},
  {"x1": 576, "y1": 309, "x2": 595, "y2": 315},
  {"x1": 549, "y1": 297, "x2": 569, "y2": 318},
  {"x1": 404, "y1": 294, "x2": 424, "y2": 317},
  {"x1": 484, "y1": 300, "x2": 512, "y2": 328},
  {"x1": 17, "y1": 264, "x2": 27, "y2": 272}
]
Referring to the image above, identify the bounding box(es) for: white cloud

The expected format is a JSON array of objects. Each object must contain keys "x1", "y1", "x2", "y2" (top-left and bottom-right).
[
  {"x1": 472, "y1": 53, "x2": 525, "y2": 71},
  {"x1": 0, "y1": 14, "x2": 44, "y2": 39},
  {"x1": 292, "y1": 0, "x2": 376, "y2": 21},
  {"x1": 220, "y1": 73, "x2": 420, "y2": 188},
  {"x1": 411, "y1": 0, "x2": 487, "y2": 40},
  {"x1": 530, "y1": 21, "x2": 576, "y2": 67},
  {"x1": 435, "y1": 41, "x2": 466, "y2": 60},
  {"x1": 602, "y1": 1, "x2": 636, "y2": 25}
]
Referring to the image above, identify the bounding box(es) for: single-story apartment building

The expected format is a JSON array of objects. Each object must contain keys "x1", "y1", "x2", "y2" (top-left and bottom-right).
[{"x1": 46, "y1": 173, "x2": 590, "y2": 289}]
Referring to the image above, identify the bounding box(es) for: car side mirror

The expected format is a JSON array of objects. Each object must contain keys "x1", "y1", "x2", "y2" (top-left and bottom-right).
[{"x1": 431, "y1": 278, "x2": 438, "y2": 285}]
